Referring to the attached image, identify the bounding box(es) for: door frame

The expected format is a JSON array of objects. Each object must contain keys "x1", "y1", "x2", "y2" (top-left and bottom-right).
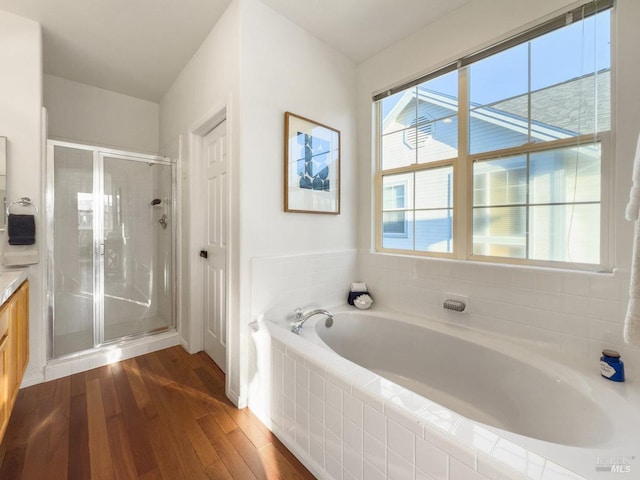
[{"x1": 187, "y1": 105, "x2": 234, "y2": 402}]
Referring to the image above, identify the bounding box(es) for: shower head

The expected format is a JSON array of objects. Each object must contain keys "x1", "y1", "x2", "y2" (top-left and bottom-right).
[{"x1": 151, "y1": 198, "x2": 162, "y2": 206}]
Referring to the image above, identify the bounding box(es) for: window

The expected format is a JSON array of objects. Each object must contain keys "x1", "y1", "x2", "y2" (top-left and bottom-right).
[
  {"x1": 375, "y1": 1, "x2": 612, "y2": 268},
  {"x1": 383, "y1": 183, "x2": 407, "y2": 236}
]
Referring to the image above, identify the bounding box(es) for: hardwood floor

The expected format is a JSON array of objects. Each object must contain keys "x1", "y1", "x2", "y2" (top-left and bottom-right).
[{"x1": 0, "y1": 346, "x2": 316, "y2": 480}]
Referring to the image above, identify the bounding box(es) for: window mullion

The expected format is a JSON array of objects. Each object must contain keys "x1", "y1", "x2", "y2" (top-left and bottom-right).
[
  {"x1": 375, "y1": 102, "x2": 383, "y2": 253},
  {"x1": 412, "y1": 172, "x2": 416, "y2": 251},
  {"x1": 525, "y1": 153, "x2": 530, "y2": 260},
  {"x1": 526, "y1": 42, "x2": 532, "y2": 261},
  {"x1": 413, "y1": 89, "x2": 418, "y2": 252},
  {"x1": 457, "y1": 66, "x2": 470, "y2": 260},
  {"x1": 527, "y1": 41, "x2": 532, "y2": 145}
]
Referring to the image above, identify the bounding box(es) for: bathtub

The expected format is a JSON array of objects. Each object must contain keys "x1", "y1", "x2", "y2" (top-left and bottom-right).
[{"x1": 255, "y1": 307, "x2": 640, "y2": 480}]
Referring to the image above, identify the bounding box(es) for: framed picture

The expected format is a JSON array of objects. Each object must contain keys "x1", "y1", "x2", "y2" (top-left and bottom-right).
[{"x1": 284, "y1": 112, "x2": 340, "y2": 214}]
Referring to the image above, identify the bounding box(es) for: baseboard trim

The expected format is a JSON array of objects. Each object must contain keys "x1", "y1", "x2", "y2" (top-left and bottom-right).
[
  {"x1": 43, "y1": 331, "x2": 181, "y2": 382},
  {"x1": 20, "y1": 372, "x2": 45, "y2": 389},
  {"x1": 180, "y1": 338, "x2": 191, "y2": 352},
  {"x1": 227, "y1": 388, "x2": 248, "y2": 409}
]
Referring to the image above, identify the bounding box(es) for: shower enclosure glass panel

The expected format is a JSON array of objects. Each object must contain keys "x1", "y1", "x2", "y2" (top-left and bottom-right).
[
  {"x1": 50, "y1": 143, "x2": 174, "y2": 358},
  {"x1": 53, "y1": 146, "x2": 95, "y2": 357},
  {"x1": 102, "y1": 156, "x2": 173, "y2": 341}
]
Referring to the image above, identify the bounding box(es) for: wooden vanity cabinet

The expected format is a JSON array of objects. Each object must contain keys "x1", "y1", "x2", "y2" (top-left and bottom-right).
[
  {"x1": 0, "y1": 280, "x2": 29, "y2": 442},
  {"x1": 0, "y1": 317, "x2": 8, "y2": 438}
]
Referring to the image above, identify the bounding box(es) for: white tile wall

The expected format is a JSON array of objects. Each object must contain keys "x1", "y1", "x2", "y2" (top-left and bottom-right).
[
  {"x1": 388, "y1": 419, "x2": 415, "y2": 463},
  {"x1": 364, "y1": 404, "x2": 386, "y2": 442},
  {"x1": 343, "y1": 418, "x2": 363, "y2": 454},
  {"x1": 416, "y1": 436, "x2": 448, "y2": 480},
  {"x1": 388, "y1": 449, "x2": 413, "y2": 479},
  {"x1": 450, "y1": 458, "x2": 489, "y2": 480},
  {"x1": 364, "y1": 431, "x2": 386, "y2": 474},
  {"x1": 344, "y1": 393, "x2": 364, "y2": 427},
  {"x1": 364, "y1": 460, "x2": 387, "y2": 480},
  {"x1": 250, "y1": 250, "x2": 358, "y2": 325},
  {"x1": 358, "y1": 252, "x2": 640, "y2": 375}
]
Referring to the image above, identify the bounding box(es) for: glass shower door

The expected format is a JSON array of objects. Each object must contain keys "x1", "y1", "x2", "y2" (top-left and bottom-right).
[
  {"x1": 50, "y1": 141, "x2": 175, "y2": 358},
  {"x1": 102, "y1": 155, "x2": 173, "y2": 342},
  {"x1": 52, "y1": 146, "x2": 96, "y2": 357}
]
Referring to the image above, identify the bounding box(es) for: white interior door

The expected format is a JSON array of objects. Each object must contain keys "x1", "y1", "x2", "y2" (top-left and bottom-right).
[{"x1": 202, "y1": 120, "x2": 227, "y2": 372}]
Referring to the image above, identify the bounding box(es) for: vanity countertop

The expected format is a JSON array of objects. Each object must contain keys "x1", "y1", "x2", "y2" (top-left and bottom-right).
[{"x1": 0, "y1": 269, "x2": 28, "y2": 307}]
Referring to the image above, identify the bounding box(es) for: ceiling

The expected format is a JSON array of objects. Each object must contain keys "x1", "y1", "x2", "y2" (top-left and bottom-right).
[
  {"x1": 0, "y1": 0, "x2": 232, "y2": 102},
  {"x1": 260, "y1": 0, "x2": 473, "y2": 64},
  {"x1": 0, "y1": 0, "x2": 473, "y2": 103}
]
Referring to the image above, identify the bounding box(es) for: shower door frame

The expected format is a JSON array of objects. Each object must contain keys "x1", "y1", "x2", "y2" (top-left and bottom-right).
[{"x1": 46, "y1": 140, "x2": 177, "y2": 359}]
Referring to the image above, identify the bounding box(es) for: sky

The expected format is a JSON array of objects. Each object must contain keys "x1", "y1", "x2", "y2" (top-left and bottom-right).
[{"x1": 381, "y1": 9, "x2": 611, "y2": 118}]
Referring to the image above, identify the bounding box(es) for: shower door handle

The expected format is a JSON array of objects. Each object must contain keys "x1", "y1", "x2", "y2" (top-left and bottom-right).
[{"x1": 98, "y1": 243, "x2": 105, "y2": 255}]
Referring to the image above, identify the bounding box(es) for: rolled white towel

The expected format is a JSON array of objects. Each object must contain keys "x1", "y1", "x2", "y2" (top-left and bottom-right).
[{"x1": 350, "y1": 282, "x2": 368, "y2": 292}]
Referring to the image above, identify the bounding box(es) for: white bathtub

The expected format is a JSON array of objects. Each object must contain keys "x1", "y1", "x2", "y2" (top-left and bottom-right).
[{"x1": 256, "y1": 307, "x2": 640, "y2": 480}]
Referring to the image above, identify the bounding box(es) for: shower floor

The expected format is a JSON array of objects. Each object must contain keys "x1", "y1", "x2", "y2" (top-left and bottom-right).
[{"x1": 54, "y1": 315, "x2": 172, "y2": 357}]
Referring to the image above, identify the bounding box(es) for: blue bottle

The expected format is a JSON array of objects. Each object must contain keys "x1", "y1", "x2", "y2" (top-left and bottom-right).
[{"x1": 600, "y1": 349, "x2": 625, "y2": 382}]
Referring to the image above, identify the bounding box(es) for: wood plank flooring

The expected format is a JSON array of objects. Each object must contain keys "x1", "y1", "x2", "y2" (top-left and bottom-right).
[{"x1": 0, "y1": 346, "x2": 316, "y2": 480}]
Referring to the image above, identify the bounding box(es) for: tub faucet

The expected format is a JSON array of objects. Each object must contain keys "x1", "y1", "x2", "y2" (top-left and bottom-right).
[{"x1": 291, "y1": 307, "x2": 334, "y2": 334}]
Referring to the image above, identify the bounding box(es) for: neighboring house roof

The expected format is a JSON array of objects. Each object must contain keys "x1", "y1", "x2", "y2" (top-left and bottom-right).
[
  {"x1": 491, "y1": 69, "x2": 610, "y2": 136},
  {"x1": 382, "y1": 69, "x2": 610, "y2": 144}
]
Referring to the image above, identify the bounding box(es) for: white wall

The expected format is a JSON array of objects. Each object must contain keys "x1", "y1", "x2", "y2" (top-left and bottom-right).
[
  {"x1": 159, "y1": 0, "x2": 242, "y2": 400},
  {"x1": 240, "y1": 0, "x2": 357, "y2": 257},
  {"x1": 239, "y1": 0, "x2": 357, "y2": 405},
  {"x1": 159, "y1": 0, "x2": 358, "y2": 406},
  {"x1": 44, "y1": 74, "x2": 159, "y2": 153},
  {"x1": 355, "y1": 0, "x2": 640, "y2": 371},
  {"x1": 0, "y1": 11, "x2": 44, "y2": 385}
]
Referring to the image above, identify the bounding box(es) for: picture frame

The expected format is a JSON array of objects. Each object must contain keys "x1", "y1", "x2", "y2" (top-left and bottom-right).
[{"x1": 284, "y1": 112, "x2": 340, "y2": 214}]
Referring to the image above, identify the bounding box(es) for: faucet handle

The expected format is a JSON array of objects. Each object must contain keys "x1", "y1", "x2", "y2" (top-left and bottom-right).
[{"x1": 294, "y1": 307, "x2": 304, "y2": 319}]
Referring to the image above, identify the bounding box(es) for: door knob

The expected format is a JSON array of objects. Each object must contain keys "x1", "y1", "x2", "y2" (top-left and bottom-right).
[{"x1": 199, "y1": 250, "x2": 208, "y2": 259}]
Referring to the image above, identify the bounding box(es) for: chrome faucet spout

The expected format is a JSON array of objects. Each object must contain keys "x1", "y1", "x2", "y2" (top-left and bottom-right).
[{"x1": 291, "y1": 308, "x2": 334, "y2": 334}]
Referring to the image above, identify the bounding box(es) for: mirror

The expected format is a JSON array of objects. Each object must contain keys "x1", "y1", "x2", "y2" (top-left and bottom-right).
[{"x1": 0, "y1": 137, "x2": 5, "y2": 230}]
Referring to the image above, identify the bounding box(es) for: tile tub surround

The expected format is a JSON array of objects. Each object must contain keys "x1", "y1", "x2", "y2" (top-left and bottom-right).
[
  {"x1": 251, "y1": 319, "x2": 608, "y2": 480},
  {"x1": 358, "y1": 252, "x2": 640, "y2": 376},
  {"x1": 250, "y1": 250, "x2": 358, "y2": 322},
  {"x1": 249, "y1": 249, "x2": 639, "y2": 376}
]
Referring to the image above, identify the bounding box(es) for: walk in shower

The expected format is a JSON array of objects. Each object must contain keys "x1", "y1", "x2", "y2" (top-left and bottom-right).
[{"x1": 47, "y1": 141, "x2": 175, "y2": 358}]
